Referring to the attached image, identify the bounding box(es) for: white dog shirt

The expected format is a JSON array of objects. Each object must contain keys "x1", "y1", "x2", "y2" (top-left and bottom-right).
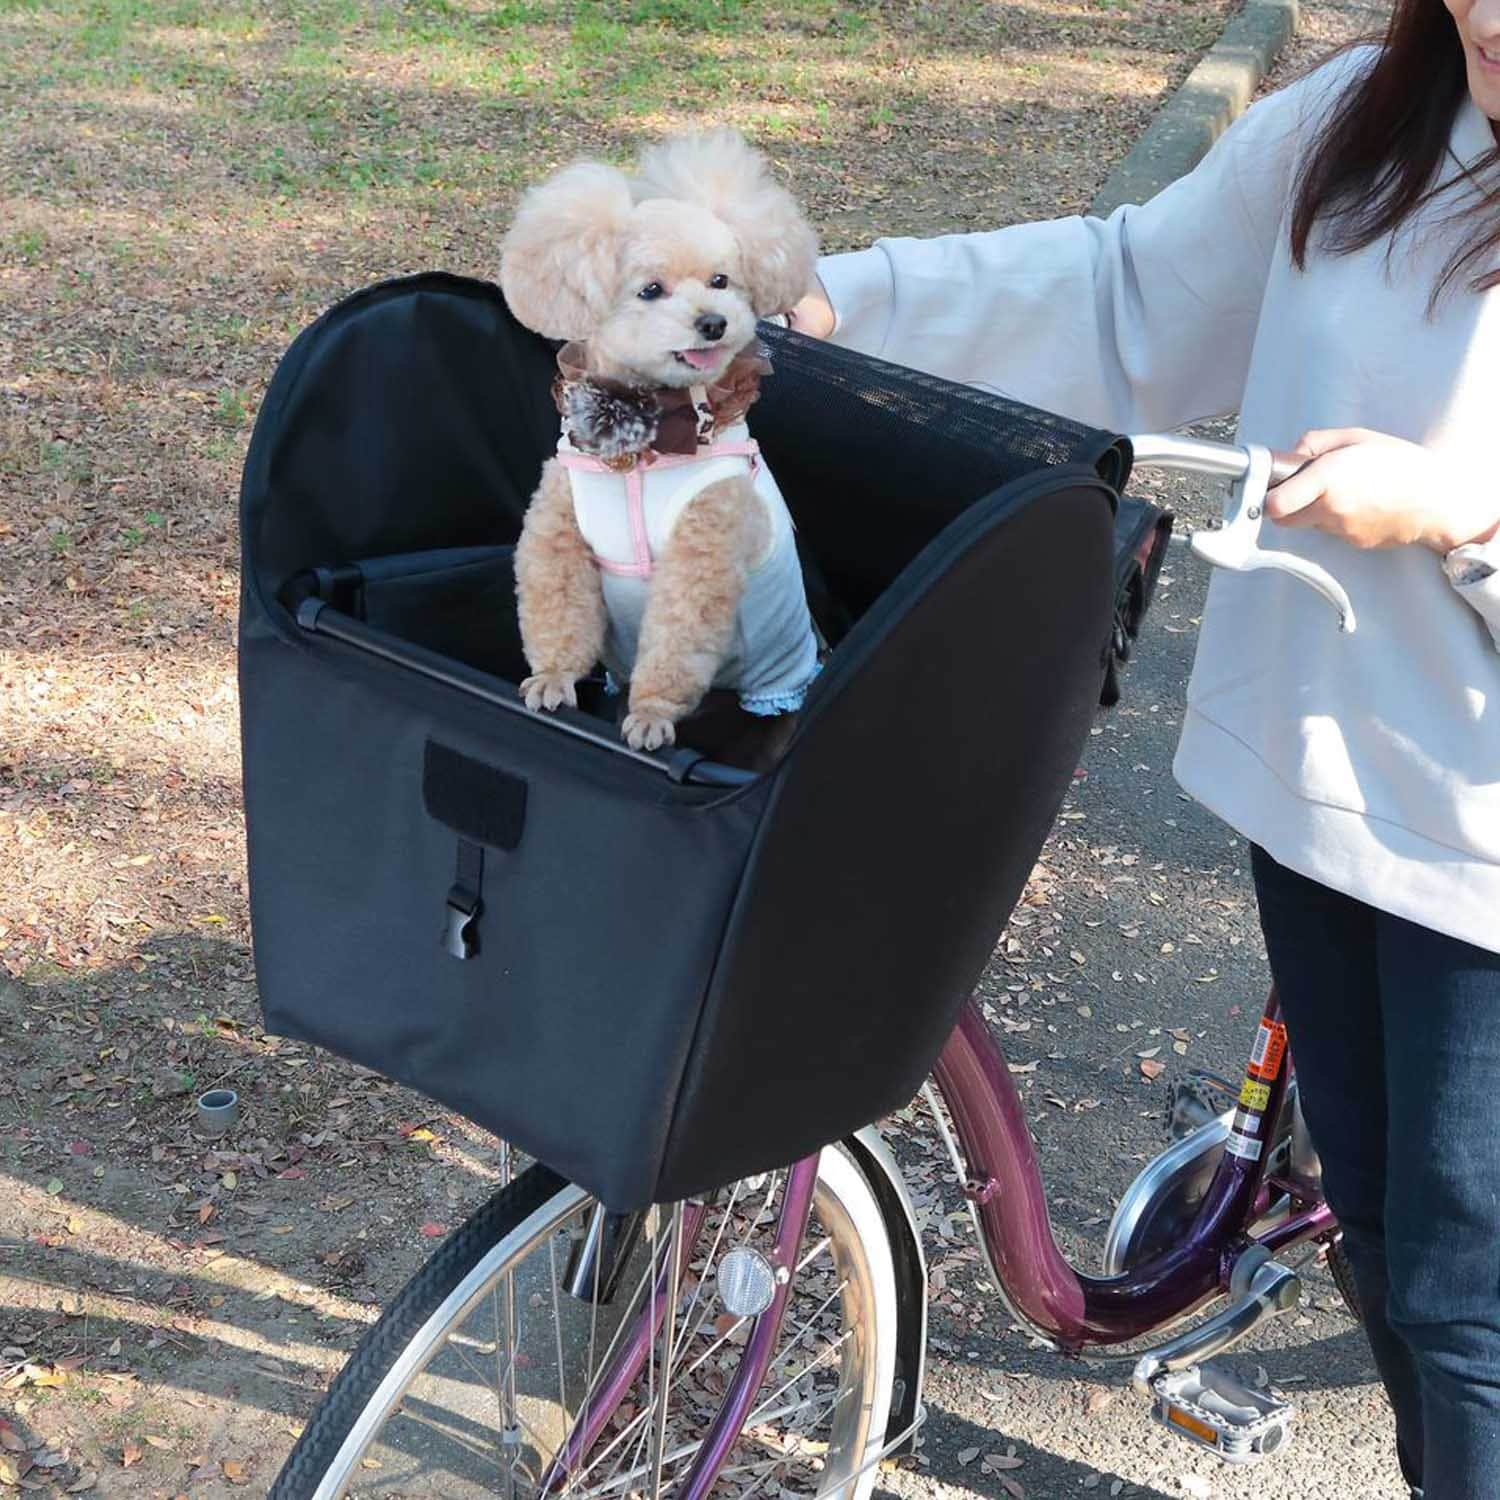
[{"x1": 556, "y1": 423, "x2": 820, "y2": 716}]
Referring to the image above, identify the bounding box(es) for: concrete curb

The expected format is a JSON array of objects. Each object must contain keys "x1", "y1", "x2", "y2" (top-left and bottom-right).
[{"x1": 1089, "y1": 0, "x2": 1300, "y2": 216}]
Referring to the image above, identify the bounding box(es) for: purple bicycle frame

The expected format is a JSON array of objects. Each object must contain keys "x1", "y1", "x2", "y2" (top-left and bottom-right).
[
  {"x1": 930, "y1": 986, "x2": 1334, "y2": 1350},
  {"x1": 548, "y1": 987, "x2": 1332, "y2": 1495}
]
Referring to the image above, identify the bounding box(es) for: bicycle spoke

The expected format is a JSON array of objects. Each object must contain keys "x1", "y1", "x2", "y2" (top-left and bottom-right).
[
  {"x1": 647, "y1": 1205, "x2": 683, "y2": 1496},
  {"x1": 747, "y1": 1331, "x2": 854, "y2": 1428},
  {"x1": 667, "y1": 1178, "x2": 743, "y2": 1374},
  {"x1": 567, "y1": 1214, "x2": 606, "y2": 1500},
  {"x1": 665, "y1": 1174, "x2": 784, "y2": 1389},
  {"x1": 549, "y1": 1234, "x2": 570, "y2": 1431}
]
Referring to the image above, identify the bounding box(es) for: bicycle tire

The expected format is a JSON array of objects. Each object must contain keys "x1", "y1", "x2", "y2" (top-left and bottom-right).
[
  {"x1": 270, "y1": 1152, "x2": 900, "y2": 1499},
  {"x1": 270, "y1": 1163, "x2": 570, "y2": 1500},
  {"x1": 1325, "y1": 1236, "x2": 1363, "y2": 1325}
]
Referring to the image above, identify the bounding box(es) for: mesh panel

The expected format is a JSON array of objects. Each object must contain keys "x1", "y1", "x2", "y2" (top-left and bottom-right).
[
  {"x1": 757, "y1": 325, "x2": 1131, "y2": 489},
  {"x1": 752, "y1": 326, "x2": 1131, "y2": 626}
]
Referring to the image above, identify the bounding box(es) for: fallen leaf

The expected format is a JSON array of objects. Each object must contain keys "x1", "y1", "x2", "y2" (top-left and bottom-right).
[
  {"x1": 65, "y1": 1473, "x2": 96, "y2": 1494},
  {"x1": 143, "y1": 1436, "x2": 172, "y2": 1450},
  {"x1": 44, "y1": 1180, "x2": 63, "y2": 1197},
  {"x1": 221, "y1": 1459, "x2": 248, "y2": 1484},
  {"x1": 956, "y1": 1446, "x2": 980, "y2": 1466},
  {"x1": 1139, "y1": 1058, "x2": 1167, "y2": 1081},
  {"x1": 420, "y1": 1223, "x2": 446, "y2": 1238},
  {"x1": 120, "y1": 1443, "x2": 142, "y2": 1468}
]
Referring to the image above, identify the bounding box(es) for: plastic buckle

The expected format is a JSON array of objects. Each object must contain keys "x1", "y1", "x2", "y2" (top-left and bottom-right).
[{"x1": 443, "y1": 887, "x2": 481, "y2": 960}]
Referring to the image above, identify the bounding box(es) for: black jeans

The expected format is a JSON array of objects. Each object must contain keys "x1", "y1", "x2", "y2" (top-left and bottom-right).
[{"x1": 1252, "y1": 846, "x2": 1500, "y2": 1499}]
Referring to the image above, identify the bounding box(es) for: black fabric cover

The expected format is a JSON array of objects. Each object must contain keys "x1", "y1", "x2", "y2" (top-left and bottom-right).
[{"x1": 239, "y1": 272, "x2": 1149, "y2": 1209}]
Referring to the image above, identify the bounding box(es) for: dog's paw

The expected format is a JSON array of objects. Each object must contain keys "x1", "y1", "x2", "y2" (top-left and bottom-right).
[
  {"x1": 521, "y1": 672, "x2": 578, "y2": 712},
  {"x1": 622, "y1": 709, "x2": 677, "y2": 752}
]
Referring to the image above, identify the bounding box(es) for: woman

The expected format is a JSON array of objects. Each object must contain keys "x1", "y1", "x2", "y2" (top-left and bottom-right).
[{"x1": 795, "y1": 4, "x2": 1500, "y2": 1496}]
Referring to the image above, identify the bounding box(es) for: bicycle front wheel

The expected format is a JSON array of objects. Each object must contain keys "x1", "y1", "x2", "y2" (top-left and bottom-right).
[{"x1": 270, "y1": 1147, "x2": 899, "y2": 1499}]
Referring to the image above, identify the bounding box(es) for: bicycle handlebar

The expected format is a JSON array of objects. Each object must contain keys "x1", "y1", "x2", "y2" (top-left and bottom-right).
[{"x1": 1127, "y1": 434, "x2": 1356, "y2": 633}]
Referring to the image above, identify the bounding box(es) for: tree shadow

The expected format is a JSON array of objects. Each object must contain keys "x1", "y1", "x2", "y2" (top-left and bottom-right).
[{"x1": 904, "y1": 1402, "x2": 1181, "y2": 1499}]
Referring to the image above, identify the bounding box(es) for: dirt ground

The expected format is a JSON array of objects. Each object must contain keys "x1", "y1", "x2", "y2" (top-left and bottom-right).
[{"x1": 2, "y1": 1, "x2": 1392, "y2": 1496}]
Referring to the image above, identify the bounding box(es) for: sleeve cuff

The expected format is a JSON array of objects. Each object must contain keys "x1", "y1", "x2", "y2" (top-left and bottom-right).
[
  {"x1": 815, "y1": 246, "x2": 895, "y2": 357},
  {"x1": 1444, "y1": 541, "x2": 1500, "y2": 650}
]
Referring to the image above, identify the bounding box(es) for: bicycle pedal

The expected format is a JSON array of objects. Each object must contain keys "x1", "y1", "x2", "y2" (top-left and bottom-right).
[{"x1": 1146, "y1": 1360, "x2": 1293, "y2": 1464}]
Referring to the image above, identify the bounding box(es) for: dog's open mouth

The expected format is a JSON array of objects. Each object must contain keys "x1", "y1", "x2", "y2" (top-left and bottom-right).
[{"x1": 673, "y1": 347, "x2": 725, "y2": 371}]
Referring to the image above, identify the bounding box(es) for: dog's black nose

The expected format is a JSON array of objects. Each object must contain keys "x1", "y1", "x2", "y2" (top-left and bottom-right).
[{"x1": 695, "y1": 313, "x2": 727, "y2": 342}]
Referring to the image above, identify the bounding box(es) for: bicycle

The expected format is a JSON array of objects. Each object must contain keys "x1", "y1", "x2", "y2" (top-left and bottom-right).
[{"x1": 266, "y1": 432, "x2": 1358, "y2": 1499}]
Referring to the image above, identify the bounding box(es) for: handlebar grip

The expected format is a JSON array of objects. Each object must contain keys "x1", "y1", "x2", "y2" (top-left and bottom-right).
[{"x1": 1267, "y1": 450, "x2": 1307, "y2": 487}]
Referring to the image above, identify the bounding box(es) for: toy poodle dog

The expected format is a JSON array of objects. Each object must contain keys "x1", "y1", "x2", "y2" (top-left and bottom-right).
[{"x1": 500, "y1": 130, "x2": 821, "y2": 754}]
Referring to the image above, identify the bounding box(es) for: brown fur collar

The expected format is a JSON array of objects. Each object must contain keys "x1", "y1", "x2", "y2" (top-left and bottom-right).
[{"x1": 552, "y1": 341, "x2": 772, "y2": 468}]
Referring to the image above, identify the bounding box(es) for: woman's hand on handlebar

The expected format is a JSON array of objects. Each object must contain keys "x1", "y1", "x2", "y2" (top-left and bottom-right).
[{"x1": 1265, "y1": 428, "x2": 1500, "y2": 554}]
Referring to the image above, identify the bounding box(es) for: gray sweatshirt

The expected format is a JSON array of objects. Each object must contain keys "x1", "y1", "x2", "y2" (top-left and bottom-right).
[{"x1": 820, "y1": 51, "x2": 1500, "y2": 953}]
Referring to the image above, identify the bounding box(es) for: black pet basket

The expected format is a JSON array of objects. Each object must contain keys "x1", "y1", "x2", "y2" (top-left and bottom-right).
[{"x1": 238, "y1": 272, "x2": 1166, "y2": 1210}]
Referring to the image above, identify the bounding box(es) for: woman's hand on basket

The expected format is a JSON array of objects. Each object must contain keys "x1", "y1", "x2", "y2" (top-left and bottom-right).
[
  {"x1": 782, "y1": 278, "x2": 836, "y2": 340},
  {"x1": 1265, "y1": 428, "x2": 1500, "y2": 554}
]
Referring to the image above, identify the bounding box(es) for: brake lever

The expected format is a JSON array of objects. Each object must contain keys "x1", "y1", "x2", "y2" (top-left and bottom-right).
[{"x1": 1189, "y1": 445, "x2": 1358, "y2": 633}]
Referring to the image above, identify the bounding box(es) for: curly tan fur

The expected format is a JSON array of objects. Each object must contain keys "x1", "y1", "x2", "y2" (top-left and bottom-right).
[
  {"x1": 632, "y1": 130, "x2": 818, "y2": 316},
  {"x1": 514, "y1": 458, "x2": 606, "y2": 711},
  {"x1": 499, "y1": 162, "x2": 634, "y2": 342},
  {"x1": 505, "y1": 129, "x2": 814, "y2": 744},
  {"x1": 623, "y1": 477, "x2": 770, "y2": 751}
]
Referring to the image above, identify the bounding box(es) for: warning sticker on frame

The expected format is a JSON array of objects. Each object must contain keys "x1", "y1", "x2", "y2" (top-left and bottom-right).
[
  {"x1": 1238, "y1": 1078, "x2": 1271, "y2": 1112},
  {"x1": 1247, "y1": 1020, "x2": 1288, "y2": 1081},
  {"x1": 1225, "y1": 1131, "x2": 1263, "y2": 1162}
]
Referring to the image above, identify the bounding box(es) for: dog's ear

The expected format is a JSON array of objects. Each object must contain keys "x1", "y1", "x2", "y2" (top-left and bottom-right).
[
  {"x1": 500, "y1": 161, "x2": 634, "y2": 340},
  {"x1": 632, "y1": 130, "x2": 818, "y2": 317}
]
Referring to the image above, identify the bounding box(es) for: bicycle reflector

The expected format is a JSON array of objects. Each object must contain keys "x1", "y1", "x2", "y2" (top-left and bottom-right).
[{"x1": 717, "y1": 1248, "x2": 779, "y2": 1318}]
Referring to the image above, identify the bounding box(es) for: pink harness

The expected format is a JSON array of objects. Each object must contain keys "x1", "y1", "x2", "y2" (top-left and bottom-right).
[{"x1": 557, "y1": 439, "x2": 761, "y2": 580}]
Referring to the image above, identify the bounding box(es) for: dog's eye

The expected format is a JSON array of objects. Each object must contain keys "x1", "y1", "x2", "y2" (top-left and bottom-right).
[
  {"x1": 638, "y1": 281, "x2": 665, "y2": 301},
  {"x1": 708, "y1": 273, "x2": 729, "y2": 290}
]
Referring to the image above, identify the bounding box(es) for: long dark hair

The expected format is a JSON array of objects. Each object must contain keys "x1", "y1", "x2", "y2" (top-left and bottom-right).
[{"x1": 1291, "y1": 0, "x2": 1500, "y2": 300}]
